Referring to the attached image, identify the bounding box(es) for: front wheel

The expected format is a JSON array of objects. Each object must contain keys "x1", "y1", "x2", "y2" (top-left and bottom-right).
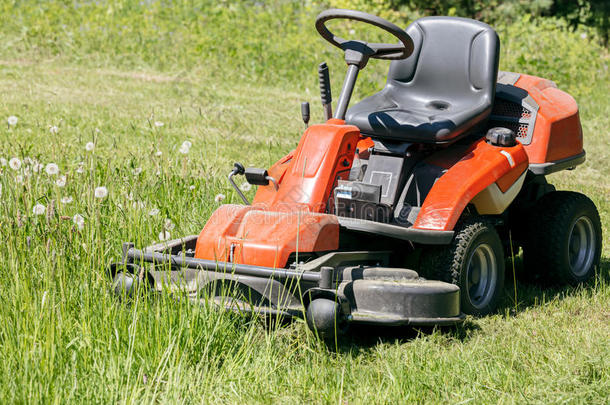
[{"x1": 420, "y1": 217, "x2": 505, "y2": 316}]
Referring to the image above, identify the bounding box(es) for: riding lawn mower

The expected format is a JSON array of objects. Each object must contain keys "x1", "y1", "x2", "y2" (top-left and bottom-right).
[{"x1": 109, "y1": 9, "x2": 602, "y2": 338}]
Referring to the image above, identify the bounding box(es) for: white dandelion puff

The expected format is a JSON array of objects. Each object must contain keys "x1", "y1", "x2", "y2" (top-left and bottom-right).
[
  {"x1": 214, "y1": 193, "x2": 225, "y2": 203},
  {"x1": 9, "y1": 157, "x2": 21, "y2": 170},
  {"x1": 155, "y1": 150, "x2": 162, "y2": 157},
  {"x1": 189, "y1": 185, "x2": 196, "y2": 191},
  {"x1": 132, "y1": 167, "x2": 142, "y2": 175},
  {"x1": 85, "y1": 142, "x2": 95, "y2": 152},
  {"x1": 23, "y1": 157, "x2": 33, "y2": 166},
  {"x1": 148, "y1": 208, "x2": 160, "y2": 216},
  {"x1": 56, "y1": 175, "x2": 67, "y2": 187},
  {"x1": 154, "y1": 121, "x2": 164, "y2": 127},
  {"x1": 61, "y1": 196, "x2": 73, "y2": 204},
  {"x1": 164, "y1": 219, "x2": 175, "y2": 230},
  {"x1": 94, "y1": 186, "x2": 108, "y2": 199},
  {"x1": 33, "y1": 203, "x2": 46, "y2": 215},
  {"x1": 45, "y1": 163, "x2": 59, "y2": 175},
  {"x1": 0, "y1": 157, "x2": 6, "y2": 166},
  {"x1": 49, "y1": 125, "x2": 59, "y2": 134},
  {"x1": 158, "y1": 230, "x2": 170, "y2": 241},
  {"x1": 240, "y1": 182, "x2": 252, "y2": 192},
  {"x1": 73, "y1": 214, "x2": 85, "y2": 230},
  {"x1": 33, "y1": 162, "x2": 43, "y2": 173},
  {"x1": 178, "y1": 143, "x2": 190, "y2": 154},
  {"x1": 76, "y1": 162, "x2": 85, "y2": 174},
  {"x1": 7, "y1": 116, "x2": 18, "y2": 126},
  {"x1": 182, "y1": 140, "x2": 192, "y2": 149},
  {"x1": 15, "y1": 174, "x2": 24, "y2": 184}
]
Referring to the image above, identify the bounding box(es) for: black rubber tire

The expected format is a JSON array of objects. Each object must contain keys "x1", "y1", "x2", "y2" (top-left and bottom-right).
[
  {"x1": 522, "y1": 191, "x2": 602, "y2": 285},
  {"x1": 306, "y1": 298, "x2": 348, "y2": 341},
  {"x1": 420, "y1": 217, "x2": 505, "y2": 316}
]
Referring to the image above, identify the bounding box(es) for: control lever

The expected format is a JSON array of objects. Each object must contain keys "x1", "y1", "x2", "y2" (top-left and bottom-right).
[
  {"x1": 318, "y1": 62, "x2": 333, "y2": 120},
  {"x1": 301, "y1": 101, "x2": 310, "y2": 128},
  {"x1": 228, "y1": 162, "x2": 250, "y2": 205}
]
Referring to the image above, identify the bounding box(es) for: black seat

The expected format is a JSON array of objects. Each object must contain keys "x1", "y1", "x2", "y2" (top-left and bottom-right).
[{"x1": 346, "y1": 17, "x2": 500, "y2": 144}]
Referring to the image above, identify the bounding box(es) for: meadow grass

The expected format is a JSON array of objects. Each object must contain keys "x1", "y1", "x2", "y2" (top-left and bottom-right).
[{"x1": 0, "y1": 1, "x2": 609, "y2": 403}]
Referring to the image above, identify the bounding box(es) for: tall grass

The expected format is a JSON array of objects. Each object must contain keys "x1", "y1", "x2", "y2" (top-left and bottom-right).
[{"x1": 0, "y1": 0, "x2": 608, "y2": 403}]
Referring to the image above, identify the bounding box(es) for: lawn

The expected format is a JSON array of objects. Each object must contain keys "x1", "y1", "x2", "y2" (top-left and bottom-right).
[{"x1": 0, "y1": 1, "x2": 608, "y2": 403}]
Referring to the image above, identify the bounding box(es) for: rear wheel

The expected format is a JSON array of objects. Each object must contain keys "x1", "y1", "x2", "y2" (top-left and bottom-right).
[
  {"x1": 420, "y1": 217, "x2": 505, "y2": 316},
  {"x1": 522, "y1": 191, "x2": 601, "y2": 285}
]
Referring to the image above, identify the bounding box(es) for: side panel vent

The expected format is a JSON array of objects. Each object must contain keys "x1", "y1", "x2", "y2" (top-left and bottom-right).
[{"x1": 491, "y1": 83, "x2": 539, "y2": 145}]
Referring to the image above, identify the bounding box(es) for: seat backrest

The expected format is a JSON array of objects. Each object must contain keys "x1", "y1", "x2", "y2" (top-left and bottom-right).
[{"x1": 387, "y1": 17, "x2": 499, "y2": 104}]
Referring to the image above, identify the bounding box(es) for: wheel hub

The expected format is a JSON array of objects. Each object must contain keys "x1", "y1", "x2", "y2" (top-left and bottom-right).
[
  {"x1": 568, "y1": 216, "x2": 596, "y2": 277},
  {"x1": 466, "y1": 243, "x2": 498, "y2": 308}
]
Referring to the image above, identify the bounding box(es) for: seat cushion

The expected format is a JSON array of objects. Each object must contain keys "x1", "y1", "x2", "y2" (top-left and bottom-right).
[
  {"x1": 346, "y1": 16, "x2": 499, "y2": 144},
  {"x1": 346, "y1": 88, "x2": 491, "y2": 143}
]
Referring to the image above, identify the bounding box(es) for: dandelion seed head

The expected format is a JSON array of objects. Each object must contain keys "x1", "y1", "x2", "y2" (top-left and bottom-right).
[
  {"x1": 33, "y1": 203, "x2": 46, "y2": 216},
  {"x1": 85, "y1": 142, "x2": 95, "y2": 152},
  {"x1": 148, "y1": 208, "x2": 160, "y2": 216},
  {"x1": 7, "y1": 116, "x2": 18, "y2": 126},
  {"x1": 61, "y1": 196, "x2": 73, "y2": 204},
  {"x1": 49, "y1": 125, "x2": 59, "y2": 134},
  {"x1": 155, "y1": 150, "x2": 162, "y2": 157},
  {"x1": 159, "y1": 230, "x2": 170, "y2": 241},
  {"x1": 9, "y1": 157, "x2": 21, "y2": 170},
  {"x1": 45, "y1": 163, "x2": 59, "y2": 175},
  {"x1": 33, "y1": 162, "x2": 43, "y2": 173},
  {"x1": 240, "y1": 182, "x2": 252, "y2": 192},
  {"x1": 154, "y1": 121, "x2": 164, "y2": 127},
  {"x1": 214, "y1": 193, "x2": 225, "y2": 203},
  {"x1": 133, "y1": 167, "x2": 142, "y2": 175},
  {"x1": 164, "y1": 219, "x2": 175, "y2": 230},
  {"x1": 15, "y1": 174, "x2": 24, "y2": 184},
  {"x1": 189, "y1": 185, "x2": 196, "y2": 190},
  {"x1": 73, "y1": 214, "x2": 85, "y2": 230},
  {"x1": 56, "y1": 175, "x2": 67, "y2": 187},
  {"x1": 0, "y1": 157, "x2": 6, "y2": 166},
  {"x1": 94, "y1": 186, "x2": 108, "y2": 199},
  {"x1": 178, "y1": 144, "x2": 190, "y2": 154}
]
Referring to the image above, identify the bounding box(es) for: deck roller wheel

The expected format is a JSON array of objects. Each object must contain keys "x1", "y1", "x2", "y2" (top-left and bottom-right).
[{"x1": 305, "y1": 298, "x2": 349, "y2": 341}]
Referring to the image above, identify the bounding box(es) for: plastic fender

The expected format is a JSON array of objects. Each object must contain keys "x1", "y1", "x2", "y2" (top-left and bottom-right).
[
  {"x1": 252, "y1": 120, "x2": 360, "y2": 212},
  {"x1": 194, "y1": 204, "x2": 254, "y2": 262},
  {"x1": 194, "y1": 206, "x2": 339, "y2": 268},
  {"x1": 514, "y1": 74, "x2": 583, "y2": 164},
  {"x1": 413, "y1": 138, "x2": 529, "y2": 231}
]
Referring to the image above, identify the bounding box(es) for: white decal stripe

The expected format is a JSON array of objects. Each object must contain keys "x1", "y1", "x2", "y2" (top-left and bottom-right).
[{"x1": 500, "y1": 150, "x2": 515, "y2": 167}]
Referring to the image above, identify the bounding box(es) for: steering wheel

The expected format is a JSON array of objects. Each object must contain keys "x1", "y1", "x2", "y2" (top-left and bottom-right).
[{"x1": 315, "y1": 9, "x2": 414, "y2": 62}]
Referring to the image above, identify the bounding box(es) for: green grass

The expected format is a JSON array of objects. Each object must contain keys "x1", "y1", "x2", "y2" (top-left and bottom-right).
[{"x1": 0, "y1": 1, "x2": 609, "y2": 403}]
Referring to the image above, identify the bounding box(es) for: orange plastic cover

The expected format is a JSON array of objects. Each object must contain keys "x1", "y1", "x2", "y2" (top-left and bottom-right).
[
  {"x1": 252, "y1": 120, "x2": 360, "y2": 212},
  {"x1": 413, "y1": 138, "x2": 529, "y2": 231},
  {"x1": 514, "y1": 74, "x2": 583, "y2": 164},
  {"x1": 194, "y1": 206, "x2": 340, "y2": 268}
]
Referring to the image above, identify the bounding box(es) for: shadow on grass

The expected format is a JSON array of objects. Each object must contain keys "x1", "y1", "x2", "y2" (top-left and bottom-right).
[{"x1": 497, "y1": 255, "x2": 609, "y2": 316}]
